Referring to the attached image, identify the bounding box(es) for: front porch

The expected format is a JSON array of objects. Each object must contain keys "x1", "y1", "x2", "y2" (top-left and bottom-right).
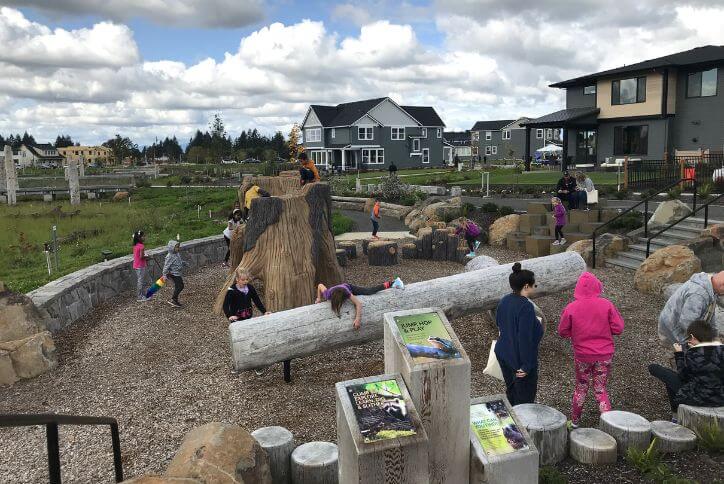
[{"x1": 308, "y1": 145, "x2": 386, "y2": 171}]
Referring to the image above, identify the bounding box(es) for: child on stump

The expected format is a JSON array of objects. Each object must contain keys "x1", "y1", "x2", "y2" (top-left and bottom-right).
[
  {"x1": 370, "y1": 199, "x2": 381, "y2": 240},
  {"x1": 558, "y1": 272, "x2": 624, "y2": 428},
  {"x1": 163, "y1": 239, "x2": 186, "y2": 308},
  {"x1": 132, "y1": 230, "x2": 150, "y2": 302},
  {"x1": 551, "y1": 197, "x2": 567, "y2": 245},
  {"x1": 455, "y1": 217, "x2": 481, "y2": 258},
  {"x1": 648, "y1": 320, "x2": 723, "y2": 422},
  {"x1": 316, "y1": 278, "x2": 405, "y2": 329},
  {"x1": 223, "y1": 268, "x2": 271, "y2": 322}
]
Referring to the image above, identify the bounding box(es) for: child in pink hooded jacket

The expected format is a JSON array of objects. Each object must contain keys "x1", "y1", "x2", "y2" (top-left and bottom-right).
[{"x1": 558, "y1": 272, "x2": 624, "y2": 427}]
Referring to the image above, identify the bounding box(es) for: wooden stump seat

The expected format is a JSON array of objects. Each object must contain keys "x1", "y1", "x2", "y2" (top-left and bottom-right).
[
  {"x1": 599, "y1": 410, "x2": 651, "y2": 455},
  {"x1": 677, "y1": 405, "x2": 724, "y2": 436},
  {"x1": 569, "y1": 428, "x2": 617, "y2": 465},
  {"x1": 338, "y1": 241, "x2": 357, "y2": 259},
  {"x1": 252, "y1": 426, "x2": 295, "y2": 484},
  {"x1": 513, "y1": 403, "x2": 568, "y2": 465},
  {"x1": 335, "y1": 248, "x2": 347, "y2": 267},
  {"x1": 367, "y1": 241, "x2": 399, "y2": 266},
  {"x1": 401, "y1": 242, "x2": 417, "y2": 259},
  {"x1": 291, "y1": 441, "x2": 338, "y2": 484},
  {"x1": 650, "y1": 420, "x2": 697, "y2": 453}
]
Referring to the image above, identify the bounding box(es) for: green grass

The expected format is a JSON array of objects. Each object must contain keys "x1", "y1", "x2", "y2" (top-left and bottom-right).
[
  {"x1": 0, "y1": 187, "x2": 237, "y2": 293},
  {"x1": 332, "y1": 211, "x2": 355, "y2": 235}
]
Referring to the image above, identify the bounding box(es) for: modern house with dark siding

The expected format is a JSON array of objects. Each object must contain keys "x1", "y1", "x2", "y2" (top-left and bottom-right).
[
  {"x1": 300, "y1": 97, "x2": 446, "y2": 170},
  {"x1": 470, "y1": 118, "x2": 559, "y2": 162},
  {"x1": 523, "y1": 45, "x2": 724, "y2": 167}
]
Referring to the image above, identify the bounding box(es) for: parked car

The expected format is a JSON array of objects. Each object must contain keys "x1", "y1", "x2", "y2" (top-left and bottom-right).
[
  {"x1": 241, "y1": 158, "x2": 262, "y2": 164},
  {"x1": 221, "y1": 159, "x2": 238, "y2": 164}
]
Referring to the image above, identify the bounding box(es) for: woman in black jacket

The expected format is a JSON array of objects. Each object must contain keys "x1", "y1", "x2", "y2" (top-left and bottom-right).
[{"x1": 223, "y1": 268, "x2": 271, "y2": 322}]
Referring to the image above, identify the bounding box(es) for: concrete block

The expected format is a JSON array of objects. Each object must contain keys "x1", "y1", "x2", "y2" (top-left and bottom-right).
[
  {"x1": 525, "y1": 236, "x2": 554, "y2": 257},
  {"x1": 519, "y1": 214, "x2": 547, "y2": 235},
  {"x1": 564, "y1": 232, "x2": 591, "y2": 244},
  {"x1": 599, "y1": 209, "x2": 619, "y2": 223},
  {"x1": 533, "y1": 226, "x2": 550, "y2": 236},
  {"x1": 526, "y1": 202, "x2": 551, "y2": 214},
  {"x1": 579, "y1": 222, "x2": 604, "y2": 234},
  {"x1": 570, "y1": 210, "x2": 600, "y2": 225},
  {"x1": 43, "y1": 194, "x2": 53, "y2": 202},
  {"x1": 506, "y1": 233, "x2": 527, "y2": 252}
]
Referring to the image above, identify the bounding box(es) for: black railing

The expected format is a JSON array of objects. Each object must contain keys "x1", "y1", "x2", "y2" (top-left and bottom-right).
[
  {"x1": 646, "y1": 192, "x2": 724, "y2": 257},
  {"x1": 0, "y1": 413, "x2": 123, "y2": 484},
  {"x1": 627, "y1": 159, "x2": 680, "y2": 190},
  {"x1": 591, "y1": 178, "x2": 696, "y2": 268}
]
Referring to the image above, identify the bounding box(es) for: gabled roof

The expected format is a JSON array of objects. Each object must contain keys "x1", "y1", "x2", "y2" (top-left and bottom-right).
[
  {"x1": 306, "y1": 97, "x2": 444, "y2": 128},
  {"x1": 443, "y1": 131, "x2": 470, "y2": 145},
  {"x1": 521, "y1": 108, "x2": 600, "y2": 128},
  {"x1": 25, "y1": 144, "x2": 63, "y2": 159},
  {"x1": 400, "y1": 106, "x2": 445, "y2": 127},
  {"x1": 471, "y1": 120, "x2": 515, "y2": 131},
  {"x1": 550, "y1": 45, "x2": 724, "y2": 88},
  {"x1": 501, "y1": 117, "x2": 534, "y2": 130}
]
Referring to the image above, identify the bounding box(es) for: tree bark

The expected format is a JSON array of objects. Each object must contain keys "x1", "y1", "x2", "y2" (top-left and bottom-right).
[
  {"x1": 335, "y1": 248, "x2": 347, "y2": 267},
  {"x1": 650, "y1": 420, "x2": 697, "y2": 453},
  {"x1": 513, "y1": 403, "x2": 568, "y2": 465},
  {"x1": 291, "y1": 442, "x2": 338, "y2": 484},
  {"x1": 338, "y1": 241, "x2": 357, "y2": 259},
  {"x1": 599, "y1": 410, "x2": 651, "y2": 455},
  {"x1": 569, "y1": 428, "x2": 617, "y2": 465},
  {"x1": 251, "y1": 426, "x2": 295, "y2": 484},
  {"x1": 229, "y1": 252, "x2": 586, "y2": 370},
  {"x1": 401, "y1": 243, "x2": 417, "y2": 259},
  {"x1": 367, "y1": 241, "x2": 399, "y2": 266}
]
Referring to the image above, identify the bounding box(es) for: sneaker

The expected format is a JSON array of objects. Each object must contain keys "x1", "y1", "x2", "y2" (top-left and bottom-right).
[
  {"x1": 567, "y1": 420, "x2": 579, "y2": 431},
  {"x1": 552, "y1": 240, "x2": 560, "y2": 246},
  {"x1": 466, "y1": 251, "x2": 475, "y2": 258},
  {"x1": 474, "y1": 240, "x2": 481, "y2": 251},
  {"x1": 167, "y1": 300, "x2": 182, "y2": 308},
  {"x1": 222, "y1": 261, "x2": 229, "y2": 268},
  {"x1": 137, "y1": 296, "x2": 149, "y2": 302},
  {"x1": 254, "y1": 368, "x2": 265, "y2": 376},
  {"x1": 392, "y1": 277, "x2": 405, "y2": 290},
  {"x1": 560, "y1": 238, "x2": 567, "y2": 245}
]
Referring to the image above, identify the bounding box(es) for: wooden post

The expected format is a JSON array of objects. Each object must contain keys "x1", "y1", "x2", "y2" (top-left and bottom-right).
[
  {"x1": 419, "y1": 227, "x2": 434, "y2": 259},
  {"x1": 384, "y1": 308, "x2": 471, "y2": 483},
  {"x1": 469, "y1": 395, "x2": 539, "y2": 484},
  {"x1": 367, "y1": 241, "x2": 399, "y2": 266},
  {"x1": 569, "y1": 428, "x2": 617, "y2": 465},
  {"x1": 401, "y1": 243, "x2": 417, "y2": 259},
  {"x1": 432, "y1": 230, "x2": 449, "y2": 261},
  {"x1": 650, "y1": 421, "x2": 697, "y2": 453},
  {"x1": 338, "y1": 241, "x2": 357, "y2": 259},
  {"x1": 599, "y1": 410, "x2": 651, "y2": 455},
  {"x1": 447, "y1": 232, "x2": 461, "y2": 261},
  {"x1": 335, "y1": 248, "x2": 348, "y2": 267},
  {"x1": 623, "y1": 156, "x2": 629, "y2": 190},
  {"x1": 252, "y1": 426, "x2": 295, "y2": 484},
  {"x1": 677, "y1": 404, "x2": 724, "y2": 436},
  {"x1": 291, "y1": 442, "x2": 338, "y2": 484},
  {"x1": 336, "y1": 374, "x2": 429, "y2": 483},
  {"x1": 512, "y1": 403, "x2": 568, "y2": 465}
]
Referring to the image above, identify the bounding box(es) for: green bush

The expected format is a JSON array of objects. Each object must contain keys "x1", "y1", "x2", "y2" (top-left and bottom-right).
[
  {"x1": 539, "y1": 466, "x2": 568, "y2": 484},
  {"x1": 696, "y1": 423, "x2": 724, "y2": 453},
  {"x1": 331, "y1": 211, "x2": 355, "y2": 235},
  {"x1": 498, "y1": 205, "x2": 515, "y2": 216},
  {"x1": 135, "y1": 176, "x2": 151, "y2": 188},
  {"x1": 667, "y1": 187, "x2": 682, "y2": 200},
  {"x1": 698, "y1": 182, "x2": 713, "y2": 202},
  {"x1": 180, "y1": 175, "x2": 192, "y2": 185},
  {"x1": 398, "y1": 190, "x2": 427, "y2": 206},
  {"x1": 480, "y1": 202, "x2": 499, "y2": 213},
  {"x1": 613, "y1": 188, "x2": 630, "y2": 200},
  {"x1": 625, "y1": 439, "x2": 696, "y2": 484},
  {"x1": 608, "y1": 211, "x2": 646, "y2": 231}
]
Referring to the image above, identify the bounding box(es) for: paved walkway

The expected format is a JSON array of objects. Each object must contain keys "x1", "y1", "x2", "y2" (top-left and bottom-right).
[
  {"x1": 338, "y1": 209, "x2": 408, "y2": 232},
  {"x1": 335, "y1": 231, "x2": 413, "y2": 242}
]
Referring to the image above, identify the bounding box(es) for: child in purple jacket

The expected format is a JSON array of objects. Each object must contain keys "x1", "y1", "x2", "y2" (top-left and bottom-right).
[
  {"x1": 455, "y1": 217, "x2": 481, "y2": 257},
  {"x1": 551, "y1": 197, "x2": 567, "y2": 245}
]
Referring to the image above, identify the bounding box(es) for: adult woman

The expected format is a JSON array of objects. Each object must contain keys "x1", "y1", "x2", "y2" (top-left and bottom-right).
[
  {"x1": 494, "y1": 263, "x2": 544, "y2": 405},
  {"x1": 222, "y1": 209, "x2": 242, "y2": 267},
  {"x1": 575, "y1": 172, "x2": 595, "y2": 210}
]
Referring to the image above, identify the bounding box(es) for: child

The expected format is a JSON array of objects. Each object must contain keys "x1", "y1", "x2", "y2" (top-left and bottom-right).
[
  {"x1": 455, "y1": 217, "x2": 481, "y2": 258},
  {"x1": 163, "y1": 239, "x2": 186, "y2": 308},
  {"x1": 370, "y1": 199, "x2": 381, "y2": 240},
  {"x1": 132, "y1": 230, "x2": 149, "y2": 302},
  {"x1": 222, "y1": 209, "x2": 242, "y2": 267},
  {"x1": 223, "y1": 268, "x2": 271, "y2": 322},
  {"x1": 648, "y1": 320, "x2": 723, "y2": 421},
  {"x1": 316, "y1": 278, "x2": 404, "y2": 329},
  {"x1": 558, "y1": 272, "x2": 624, "y2": 428},
  {"x1": 551, "y1": 197, "x2": 567, "y2": 245}
]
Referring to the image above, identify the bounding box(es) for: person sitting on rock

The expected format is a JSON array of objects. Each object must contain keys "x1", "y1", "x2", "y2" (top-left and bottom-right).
[
  {"x1": 658, "y1": 271, "x2": 723, "y2": 345},
  {"x1": 648, "y1": 320, "x2": 723, "y2": 421},
  {"x1": 315, "y1": 278, "x2": 404, "y2": 330}
]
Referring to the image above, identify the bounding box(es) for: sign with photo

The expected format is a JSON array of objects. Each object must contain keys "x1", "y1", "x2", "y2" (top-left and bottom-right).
[
  {"x1": 470, "y1": 400, "x2": 529, "y2": 456},
  {"x1": 394, "y1": 312, "x2": 461, "y2": 362},
  {"x1": 347, "y1": 379, "x2": 417, "y2": 443}
]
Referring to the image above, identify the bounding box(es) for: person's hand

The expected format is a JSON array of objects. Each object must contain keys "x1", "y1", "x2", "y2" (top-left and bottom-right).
[
  {"x1": 353, "y1": 319, "x2": 361, "y2": 330},
  {"x1": 315, "y1": 297, "x2": 321, "y2": 304},
  {"x1": 673, "y1": 343, "x2": 683, "y2": 352},
  {"x1": 229, "y1": 316, "x2": 238, "y2": 322},
  {"x1": 515, "y1": 369, "x2": 527, "y2": 378},
  {"x1": 264, "y1": 311, "x2": 272, "y2": 315}
]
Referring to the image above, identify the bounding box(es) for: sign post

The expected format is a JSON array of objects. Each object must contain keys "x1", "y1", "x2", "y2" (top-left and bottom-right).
[
  {"x1": 336, "y1": 373, "x2": 429, "y2": 483},
  {"x1": 383, "y1": 307, "x2": 471, "y2": 484}
]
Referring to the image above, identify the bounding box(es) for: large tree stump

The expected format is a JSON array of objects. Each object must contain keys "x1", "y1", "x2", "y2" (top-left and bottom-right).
[
  {"x1": 569, "y1": 428, "x2": 617, "y2": 465},
  {"x1": 252, "y1": 426, "x2": 295, "y2": 484},
  {"x1": 599, "y1": 411, "x2": 651, "y2": 455},
  {"x1": 447, "y1": 233, "x2": 461, "y2": 261},
  {"x1": 368, "y1": 241, "x2": 399, "y2": 266},
  {"x1": 291, "y1": 442, "x2": 338, "y2": 484},
  {"x1": 650, "y1": 421, "x2": 697, "y2": 453},
  {"x1": 335, "y1": 249, "x2": 348, "y2": 267},
  {"x1": 401, "y1": 243, "x2": 417, "y2": 259},
  {"x1": 362, "y1": 239, "x2": 371, "y2": 256},
  {"x1": 418, "y1": 228, "x2": 434, "y2": 259},
  {"x1": 513, "y1": 404, "x2": 568, "y2": 465},
  {"x1": 432, "y1": 229, "x2": 449, "y2": 261},
  {"x1": 229, "y1": 224, "x2": 247, "y2": 270},
  {"x1": 338, "y1": 241, "x2": 357, "y2": 259},
  {"x1": 677, "y1": 405, "x2": 724, "y2": 436}
]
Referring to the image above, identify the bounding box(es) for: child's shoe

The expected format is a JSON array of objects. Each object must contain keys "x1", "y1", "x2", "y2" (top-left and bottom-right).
[
  {"x1": 566, "y1": 420, "x2": 579, "y2": 431},
  {"x1": 552, "y1": 240, "x2": 560, "y2": 246},
  {"x1": 167, "y1": 300, "x2": 182, "y2": 308},
  {"x1": 474, "y1": 240, "x2": 481, "y2": 251},
  {"x1": 392, "y1": 277, "x2": 405, "y2": 290},
  {"x1": 466, "y1": 251, "x2": 475, "y2": 258},
  {"x1": 137, "y1": 296, "x2": 149, "y2": 302},
  {"x1": 560, "y1": 238, "x2": 567, "y2": 245}
]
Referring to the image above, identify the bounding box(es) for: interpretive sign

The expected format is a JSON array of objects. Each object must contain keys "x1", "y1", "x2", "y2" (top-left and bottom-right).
[
  {"x1": 394, "y1": 311, "x2": 461, "y2": 362},
  {"x1": 347, "y1": 378, "x2": 417, "y2": 443},
  {"x1": 471, "y1": 399, "x2": 529, "y2": 456}
]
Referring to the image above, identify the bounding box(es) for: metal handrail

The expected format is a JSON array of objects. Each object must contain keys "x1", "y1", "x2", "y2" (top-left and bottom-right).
[
  {"x1": 645, "y1": 192, "x2": 724, "y2": 257},
  {"x1": 0, "y1": 413, "x2": 123, "y2": 484},
  {"x1": 591, "y1": 178, "x2": 696, "y2": 268}
]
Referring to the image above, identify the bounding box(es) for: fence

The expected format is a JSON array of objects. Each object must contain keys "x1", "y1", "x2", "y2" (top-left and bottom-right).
[{"x1": 626, "y1": 154, "x2": 724, "y2": 191}]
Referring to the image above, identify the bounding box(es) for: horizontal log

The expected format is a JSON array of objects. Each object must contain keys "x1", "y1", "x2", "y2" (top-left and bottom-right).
[{"x1": 229, "y1": 252, "x2": 586, "y2": 370}]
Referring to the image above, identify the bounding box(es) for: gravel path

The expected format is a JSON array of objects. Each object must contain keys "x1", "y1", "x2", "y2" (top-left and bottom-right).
[{"x1": 1, "y1": 247, "x2": 721, "y2": 483}]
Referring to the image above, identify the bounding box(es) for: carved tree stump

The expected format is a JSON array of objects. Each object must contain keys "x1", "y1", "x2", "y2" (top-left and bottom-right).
[
  {"x1": 291, "y1": 441, "x2": 338, "y2": 484},
  {"x1": 229, "y1": 224, "x2": 247, "y2": 270},
  {"x1": 252, "y1": 426, "x2": 295, "y2": 484},
  {"x1": 569, "y1": 428, "x2": 617, "y2": 465},
  {"x1": 419, "y1": 228, "x2": 433, "y2": 259},
  {"x1": 401, "y1": 243, "x2": 417, "y2": 259},
  {"x1": 362, "y1": 239, "x2": 371, "y2": 256},
  {"x1": 599, "y1": 411, "x2": 651, "y2": 455},
  {"x1": 338, "y1": 241, "x2": 357, "y2": 259},
  {"x1": 678, "y1": 405, "x2": 723, "y2": 436},
  {"x1": 335, "y1": 249, "x2": 347, "y2": 267},
  {"x1": 447, "y1": 233, "x2": 461, "y2": 261},
  {"x1": 367, "y1": 241, "x2": 399, "y2": 266},
  {"x1": 513, "y1": 403, "x2": 568, "y2": 465},
  {"x1": 432, "y1": 229, "x2": 449, "y2": 261},
  {"x1": 650, "y1": 420, "x2": 697, "y2": 453}
]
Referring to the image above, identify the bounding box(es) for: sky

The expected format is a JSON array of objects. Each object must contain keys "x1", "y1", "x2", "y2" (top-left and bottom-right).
[{"x1": 0, "y1": 0, "x2": 722, "y2": 147}]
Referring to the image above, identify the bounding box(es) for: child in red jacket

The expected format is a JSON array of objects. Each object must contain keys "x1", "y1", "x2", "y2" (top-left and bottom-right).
[{"x1": 558, "y1": 272, "x2": 624, "y2": 427}]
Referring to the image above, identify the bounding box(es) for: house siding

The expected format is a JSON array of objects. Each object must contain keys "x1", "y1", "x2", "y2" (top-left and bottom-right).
[
  {"x1": 671, "y1": 65, "x2": 724, "y2": 153},
  {"x1": 566, "y1": 86, "x2": 597, "y2": 109},
  {"x1": 596, "y1": 118, "x2": 669, "y2": 161},
  {"x1": 597, "y1": 72, "x2": 664, "y2": 119}
]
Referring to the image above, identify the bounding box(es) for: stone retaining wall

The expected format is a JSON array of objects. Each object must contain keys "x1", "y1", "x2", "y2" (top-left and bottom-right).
[{"x1": 27, "y1": 235, "x2": 226, "y2": 333}]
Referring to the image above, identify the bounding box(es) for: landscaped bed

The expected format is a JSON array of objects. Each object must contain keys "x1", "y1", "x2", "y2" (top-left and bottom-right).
[{"x1": 0, "y1": 248, "x2": 720, "y2": 483}]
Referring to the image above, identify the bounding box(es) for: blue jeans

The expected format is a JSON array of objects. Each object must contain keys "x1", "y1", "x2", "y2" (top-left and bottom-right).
[{"x1": 371, "y1": 219, "x2": 379, "y2": 236}]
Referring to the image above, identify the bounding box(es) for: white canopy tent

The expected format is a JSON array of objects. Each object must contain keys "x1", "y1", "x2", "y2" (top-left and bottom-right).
[{"x1": 536, "y1": 144, "x2": 563, "y2": 153}]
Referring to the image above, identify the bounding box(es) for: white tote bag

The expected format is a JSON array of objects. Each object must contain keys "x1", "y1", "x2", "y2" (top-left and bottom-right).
[
  {"x1": 587, "y1": 189, "x2": 599, "y2": 204},
  {"x1": 483, "y1": 340, "x2": 504, "y2": 381}
]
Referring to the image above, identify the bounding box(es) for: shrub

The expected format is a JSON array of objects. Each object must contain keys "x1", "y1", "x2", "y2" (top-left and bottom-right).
[
  {"x1": 667, "y1": 187, "x2": 682, "y2": 200},
  {"x1": 696, "y1": 423, "x2": 724, "y2": 453},
  {"x1": 135, "y1": 177, "x2": 151, "y2": 188},
  {"x1": 180, "y1": 175, "x2": 192, "y2": 185},
  {"x1": 608, "y1": 210, "x2": 647, "y2": 231},
  {"x1": 378, "y1": 174, "x2": 411, "y2": 202},
  {"x1": 697, "y1": 182, "x2": 713, "y2": 202},
  {"x1": 398, "y1": 190, "x2": 427, "y2": 206},
  {"x1": 331, "y1": 211, "x2": 355, "y2": 235},
  {"x1": 498, "y1": 205, "x2": 515, "y2": 216},
  {"x1": 480, "y1": 202, "x2": 499, "y2": 213},
  {"x1": 625, "y1": 439, "x2": 696, "y2": 484},
  {"x1": 613, "y1": 188, "x2": 630, "y2": 200}
]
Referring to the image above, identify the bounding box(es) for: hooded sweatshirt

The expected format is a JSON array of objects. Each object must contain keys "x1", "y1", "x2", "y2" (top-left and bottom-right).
[
  {"x1": 558, "y1": 272, "x2": 624, "y2": 362},
  {"x1": 163, "y1": 240, "x2": 184, "y2": 276},
  {"x1": 658, "y1": 273, "x2": 718, "y2": 344}
]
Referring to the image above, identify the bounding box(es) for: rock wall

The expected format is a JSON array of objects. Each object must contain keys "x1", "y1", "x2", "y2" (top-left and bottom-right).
[{"x1": 27, "y1": 235, "x2": 227, "y2": 333}]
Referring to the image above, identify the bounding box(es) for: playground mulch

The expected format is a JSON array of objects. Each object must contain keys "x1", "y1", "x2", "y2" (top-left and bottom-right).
[{"x1": 0, "y1": 246, "x2": 721, "y2": 483}]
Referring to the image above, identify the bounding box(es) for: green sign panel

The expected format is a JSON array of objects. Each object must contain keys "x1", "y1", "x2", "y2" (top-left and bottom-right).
[
  {"x1": 347, "y1": 379, "x2": 417, "y2": 443},
  {"x1": 394, "y1": 312, "x2": 461, "y2": 362},
  {"x1": 470, "y1": 400, "x2": 529, "y2": 456}
]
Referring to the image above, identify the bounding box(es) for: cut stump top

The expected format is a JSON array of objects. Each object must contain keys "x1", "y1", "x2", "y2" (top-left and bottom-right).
[
  {"x1": 292, "y1": 441, "x2": 338, "y2": 467},
  {"x1": 513, "y1": 404, "x2": 567, "y2": 431},
  {"x1": 600, "y1": 410, "x2": 651, "y2": 432}
]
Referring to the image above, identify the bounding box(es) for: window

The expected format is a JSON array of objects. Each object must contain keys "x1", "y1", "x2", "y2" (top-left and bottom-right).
[
  {"x1": 331, "y1": 128, "x2": 336, "y2": 139},
  {"x1": 546, "y1": 128, "x2": 553, "y2": 139},
  {"x1": 502, "y1": 130, "x2": 511, "y2": 140},
  {"x1": 305, "y1": 128, "x2": 321, "y2": 142},
  {"x1": 471, "y1": 132, "x2": 480, "y2": 142},
  {"x1": 362, "y1": 148, "x2": 384, "y2": 164},
  {"x1": 536, "y1": 129, "x2": 543, "y2": 139},
  {"x1": 614, "y1": 125, "x2": 648, "y2": 155},
  {"x1": 391, "y1": 127, "x2": 405, "y2": 140},
  {"x1": 485, "y1": 131, "x2": 491, "y2": 141},
  {"x1": 611, "y1": 76, "x2": 646, "y2": 105},
  {"x1": 584, "y1": 85, "x2": 596, "y2": 95},
  {"x1": 422, "y1": 148, "x2": 430, "y2": 164},
  {"x1": 687, "y1": 68, "x2": 718, "y2": 98},
  {"x1": 358, "y1": 126, "x2": 373, "y2": 140},
  {"x1": 472, "y1": 146, "x2": 479, "y2": 156},
  {"x1": 491, "y1": 146, "x2": 498, "y2": 155},
  {"x1": 412, "y1": 138, "x2": 420, "y2": 152},
  {"x1": 484, "y1": 146, "x2": 492, "y2": 155},
  {"x1": 421, "y1": 128, "x2": 427, "y2": 138},
  {"x1": 436, "y1": 128, "x2": 442, "y2": 138},
  {"x1": 309, "y1": 150, "x2": 330, "y2": 167}
]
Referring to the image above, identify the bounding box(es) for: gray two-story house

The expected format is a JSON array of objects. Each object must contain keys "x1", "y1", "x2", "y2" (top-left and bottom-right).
[
  {"x1": 300, "y1": 97, "x2": 446, "y2": 170},
  {"x1": 470, "y1": 119, "x2": 559, "y2": 162},
  {"x1": 523, "y1": 45, "x2": 724, "y2": 167}
]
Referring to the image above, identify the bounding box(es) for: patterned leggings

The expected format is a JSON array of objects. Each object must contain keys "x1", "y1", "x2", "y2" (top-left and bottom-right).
[{"x1": 571, "y1": 358, "x2": 612, "y2": 423}]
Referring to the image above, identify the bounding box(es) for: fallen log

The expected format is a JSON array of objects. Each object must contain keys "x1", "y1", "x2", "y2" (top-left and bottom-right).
[{"x1": 229, "y1": 252, "x2": 586, "y2": 370}]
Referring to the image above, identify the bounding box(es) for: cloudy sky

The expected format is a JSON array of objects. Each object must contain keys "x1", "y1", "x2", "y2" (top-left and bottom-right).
[{"x1": 0, "y1": 0, "x2": 722, "y2": 146}]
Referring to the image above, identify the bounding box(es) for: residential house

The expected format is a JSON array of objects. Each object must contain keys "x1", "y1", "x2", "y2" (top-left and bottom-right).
[
  {"x1": 58, "y1": 146, "x2": 113, "y2": 166},
  {"x1": 443, "y1": 131, "x2": 472, "y2": 164},
  {"x1": 300, "y1": 97, "x2": 446, "y2": 170},
  {"x1": 0, "y1": 147, "x2": 21, "y2": 166},
  {"x1": 524, "y1": 45, "x2": 724, "y2": 167},
  {"x1": 470, "y1": 118, "x2": 561, "y2": 162},
  {"x1": 16, "y1": 144, "x2": 65, "y2": 168}
]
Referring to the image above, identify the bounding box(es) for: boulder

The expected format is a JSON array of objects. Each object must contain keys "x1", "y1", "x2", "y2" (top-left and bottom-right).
[
  {"x1": 567, "y1": 233, "x2": 628, "y2": 266},
  {"x1": 421, "y1": 198, "x2": 462, "y2": 222},
  {"x1": 700, "y1": 223, "x2": 724, "y2": 241},
  {"x1": 489, "y1": 214, "x2": 520, "y2": 246},
  {"x1": 113, "y1": 191, "x2": 130, "y2": 202},
  {"x1": 648, "y1": 200, "x2": 692, "y2": 227},
  {"x1": 0, "y1": 350, "x2": 18, "y2": 386},
  {"x1": 166, "y1": 422, "x2": 272, "y2": 484},
  {"x1": 634, "y1": 245, "x2": 701, "y2": 294},
  {"x1": 464, "y1": 255, "x2": 499, "y2": 272},
  {"x1": 0, "y1": 331, "x2": 57, "y2": 380},
  {"x1": 0, "y1": 289, "x2": 47, "y2": 342}
]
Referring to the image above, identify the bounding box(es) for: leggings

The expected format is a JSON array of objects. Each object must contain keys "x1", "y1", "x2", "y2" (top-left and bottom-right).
[
  {"x1": 465, "y1": 234, "x2": 476, "y2": 252},
  {"x1": 371, "y1": 219, "x2": 379, "y2": 236},
  {"x1": 349, "y1": 282, "x2": 391, "y2": 296},
  {"x1": 167, "y1": 274, "x2": 184, "y2": 302},
  {"x1": 224, "y1": 235, "x2": 231, "y2": 263},
  {"x1": 555, "y1": 225, "x2": 564, "y2": 240},
  {"x1": 571, "y1": 358, "x2": 613, "y2": 423},
  {"x1": 135, "y1": 267, "x2": 146, "y2": 298},
  {"x1": 648, "y1": 363, "x2": 682, "y2": 412}
]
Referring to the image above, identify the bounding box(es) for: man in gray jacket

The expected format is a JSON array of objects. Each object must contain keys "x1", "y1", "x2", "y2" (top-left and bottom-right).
[{"x1": 658, "y1": 271, "x2": 724, "y2": 344}]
